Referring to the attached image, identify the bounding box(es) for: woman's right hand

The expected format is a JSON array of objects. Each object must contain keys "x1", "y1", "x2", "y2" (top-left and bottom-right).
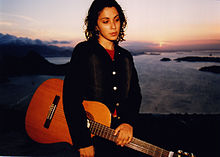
[{"x1": 79, "y1": 145, "x2": 95, "y2": 157}]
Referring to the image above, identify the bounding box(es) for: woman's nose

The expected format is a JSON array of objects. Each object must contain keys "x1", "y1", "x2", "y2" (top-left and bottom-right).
[{"x1": 111, "y1": 21, "x2": 116, "y2": 29}]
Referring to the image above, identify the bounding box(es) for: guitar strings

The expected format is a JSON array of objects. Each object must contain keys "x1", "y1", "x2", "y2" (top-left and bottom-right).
[{"x1": 89, "y1": 120, "x2": 169, "y2": 157}]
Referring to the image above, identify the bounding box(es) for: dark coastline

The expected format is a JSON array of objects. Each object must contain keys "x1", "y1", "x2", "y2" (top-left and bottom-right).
[
  {"x1": 0, "y1": 107, "x2": 219, "y2": 157},
  {"x1": 174, "y1": 56, "x2": 220, "y2": 63},
  {"x1": 1, "y1": 53, "x2": 220, "y2": 81}
]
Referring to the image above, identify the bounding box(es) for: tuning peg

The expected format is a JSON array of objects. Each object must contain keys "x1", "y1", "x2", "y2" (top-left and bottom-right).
[
  {"x1": 183, "y1": 152, "x2": 189, "y2": 156},
  {"x1": 178, "y1": 150, "x2": 183, "y2": 154},
  {"x1": 178, "y1": 150, "x2": 195, "y2": 157}
]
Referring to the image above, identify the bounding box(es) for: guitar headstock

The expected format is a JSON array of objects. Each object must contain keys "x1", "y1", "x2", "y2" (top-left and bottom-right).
[{"x1": 176, "y1": 150, "x2": 195, "y2": 157}]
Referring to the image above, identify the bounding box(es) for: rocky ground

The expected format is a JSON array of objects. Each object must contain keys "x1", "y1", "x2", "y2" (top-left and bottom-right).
[{"x1": 0, "y1": 107, "x2": 219, "y2": 157}]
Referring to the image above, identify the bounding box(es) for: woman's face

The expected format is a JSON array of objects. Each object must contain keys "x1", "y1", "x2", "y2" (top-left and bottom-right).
[{"x1": 96, "y1": 7, "x2": 121, "y2": 43}]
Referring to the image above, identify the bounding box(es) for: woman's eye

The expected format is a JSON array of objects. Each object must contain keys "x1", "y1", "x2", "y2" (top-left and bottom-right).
[
  {"x1": 103, "y1": 20, "x2": 108, "y2": 24},
  {"x1": 115, "y1": 18, "x2": 120, "y2": 22}
]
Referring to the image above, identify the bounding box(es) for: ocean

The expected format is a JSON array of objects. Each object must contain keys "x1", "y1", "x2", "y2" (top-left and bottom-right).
[{"x1": 1, "y1": 51, "x2": 220, "y2": 114}]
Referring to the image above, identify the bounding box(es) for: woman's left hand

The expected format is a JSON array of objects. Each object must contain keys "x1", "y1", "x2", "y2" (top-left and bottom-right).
[{"x1": 114, "y1": 123, "x2": 133, "y2": 147}]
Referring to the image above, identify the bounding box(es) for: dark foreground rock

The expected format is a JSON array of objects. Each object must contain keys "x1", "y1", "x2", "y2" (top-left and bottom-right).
[
  {"x1": 199, "y1": 65, "x2": 220, "y2": 74},
  {"x1": 0, "y1": 107, "x2": 219, "y2": 157}
]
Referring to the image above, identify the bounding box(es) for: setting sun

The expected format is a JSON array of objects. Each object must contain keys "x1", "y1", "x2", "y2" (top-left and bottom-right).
[{"x1": 159, "y1": 42, "x2": 164, "y2": 47}]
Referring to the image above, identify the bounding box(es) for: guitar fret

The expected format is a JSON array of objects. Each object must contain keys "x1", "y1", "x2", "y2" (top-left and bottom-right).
[
  {"x1": 106, "y1": 127, "x2": 113, "y2": 142},
  {"x1": 100, "y1": 124, "x2": 104, "y2": 137},
  {"x1": 103, "y1": 126, "x2": 109, "y2": 139},
  {"x1": 152, "y1": 145, "x2": 156, "y2": 156},
  {"x1": 89, "y1": 120, "x2": 93, "y2": 134},
  {"x1": 97, "y1": 122, "x2": 102, "y2": 136},
  {"x1": 93, "y1": 120, "x2": 98, "y2": 135},
  {"x1": 96, "y1": 122, "x2": 101, "y2": 136},
  {"x1": 129, "y1": 137, "x2": 170, "y2": 157},
  {"x1": 97, "y1": 123, "x2": 101, "y2": 136},
  {"x1": 110, "y1": 129, "x2": 116, "y2": 142},
  {"x1": 103, "y1": 125, "x2": 108, "y2": 138},
  {"x1": 91, "y1": 120, "x2": 95, "y2": 134},
  {"x1": 148, "y1": 145, "x2": 154, "y2": 156},
  {"x1": 98, "y1": 123, "x2": 103, "y2": 137},
  {"x1": 150, "y1": 145, "x2": 158, "y2": 156},
  {"x1": 160, "y1": 148, "x2": 163, "y2": 157},
  {"x1": 100, "y1": 123, "x2": 105, "y2": 137},
  {"x1": 104, "y1": 126, "x2": 109, "y2": 139},
  {"x1": 102, "y1": 125, "x2": 106, "y2": 138},
  {"x1": 106, "y1": 127, "x2": 112, "y2": 140},
  {"x1": 154, "y1": 147, "x2": 162, "y2": 157},
  {"x1": 105, "y1": 126, "x2": 112, "y2": 141}
]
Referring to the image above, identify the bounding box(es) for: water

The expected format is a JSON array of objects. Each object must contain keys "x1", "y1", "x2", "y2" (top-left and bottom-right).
[
  {"x1": 46, "y1": 57, "x2": 71, "y2": 64},
  {"x1": 134, "y1": 52, "x2": 220, "y2": 114},
  {"x1": 1, "y1": 51, "x2": 220, "y2": 114},
  {"x1": 0, "y1": 75, "x2": 64, "y2": 110}
]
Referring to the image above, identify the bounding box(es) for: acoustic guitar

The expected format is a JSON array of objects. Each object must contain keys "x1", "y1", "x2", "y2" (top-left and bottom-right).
[{"x1": 25, "y1": 78, "x2": 195, "y2": 157}]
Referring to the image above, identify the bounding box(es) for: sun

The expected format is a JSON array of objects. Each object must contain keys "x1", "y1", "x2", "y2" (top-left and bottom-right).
[{"x1": 159, "y1": 42, "x2": 164, "y2": 47}]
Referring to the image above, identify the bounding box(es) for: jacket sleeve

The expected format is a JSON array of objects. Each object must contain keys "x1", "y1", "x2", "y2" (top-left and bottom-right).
[
  {"x1": 63, "y1": 43, "x2": 92, "y2": 149},
  {"x1": 120, "y1": 55, "x2": 142, "y2": 127}
]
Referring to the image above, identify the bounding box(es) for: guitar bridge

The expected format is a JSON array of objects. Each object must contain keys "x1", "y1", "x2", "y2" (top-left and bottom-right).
[{"x1": 44, "y1": 95, "x2": 60, "y2": 129}]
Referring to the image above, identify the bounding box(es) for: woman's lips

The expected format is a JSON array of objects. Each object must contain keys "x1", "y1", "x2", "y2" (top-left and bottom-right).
[{"x1": 110, "y1": 32, "x2": 117, "y2": 36}]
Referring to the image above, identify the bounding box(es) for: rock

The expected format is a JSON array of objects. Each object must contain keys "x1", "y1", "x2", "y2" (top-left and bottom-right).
[
  {"x1": 174, "y1": 56, "x2": 220, "y2": 63},
  {"x1": 160, "y1": 58, "x2": 171, "y2": 61},
  {"x1": 199, "y1": 65, "x2": 220, "y2": 74},
  {"x1": 0, "y1": 76, "x2": 9, "y2": 83}
]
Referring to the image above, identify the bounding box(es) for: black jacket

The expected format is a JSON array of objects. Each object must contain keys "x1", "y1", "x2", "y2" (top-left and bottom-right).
[{"x1": 63, "y1": 39, "x2": 142, "y2": 149}]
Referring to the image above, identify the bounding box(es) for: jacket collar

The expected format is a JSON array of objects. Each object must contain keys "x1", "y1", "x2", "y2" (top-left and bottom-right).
[{"x1": 89, "y1": 39, "x2": 119, "y2": 52}]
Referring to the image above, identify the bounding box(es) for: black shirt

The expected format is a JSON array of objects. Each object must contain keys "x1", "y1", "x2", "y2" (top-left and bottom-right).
[{"x1": 63, "y1": 39, "x2": 142, "y2": 149}]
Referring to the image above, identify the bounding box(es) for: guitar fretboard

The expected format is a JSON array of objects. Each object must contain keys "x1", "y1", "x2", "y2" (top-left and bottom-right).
[{"x1": 87, "y1": 119, "x2": 171, "y2": 157}]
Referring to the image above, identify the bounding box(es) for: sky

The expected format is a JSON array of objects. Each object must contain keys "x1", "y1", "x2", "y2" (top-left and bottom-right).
[{"x1": 1, "y1": 0, "x2": 220, "y2": 50}]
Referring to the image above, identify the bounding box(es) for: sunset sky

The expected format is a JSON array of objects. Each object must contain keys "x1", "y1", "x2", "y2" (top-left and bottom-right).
[{"x1": 1, "y1": 0, "x2": 220, "y2": 50}]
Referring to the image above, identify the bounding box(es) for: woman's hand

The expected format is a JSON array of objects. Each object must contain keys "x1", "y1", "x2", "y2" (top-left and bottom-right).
[
  {"x1": 114, "y1": 123, "x2": 133, "y2": 147},
  {"x1": 79, "y1": 145, "x2": 95, "y2": 157}
]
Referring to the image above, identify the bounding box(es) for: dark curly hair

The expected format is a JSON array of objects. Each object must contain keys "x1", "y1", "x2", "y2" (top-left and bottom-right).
[{"x1": 84, "y1": 0, "x2": 127, "y2": 43}]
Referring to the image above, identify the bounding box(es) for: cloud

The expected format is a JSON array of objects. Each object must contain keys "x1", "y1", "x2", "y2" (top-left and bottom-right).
[
  {"x1": 0, "y1": 12, "x2": 39, "y2": 24},
  {"x1": 0, "y1": 33, "x2": 72, "y2": 47},
  {"x1": 120, "y1": 41, "x2": 159, "y2": 51},
  {"x1": 0, "y1": 21, "x2": 13, "y2": 26},
  {"x1": 47, "y1": 40, "x2": 72, "y2": 45}
]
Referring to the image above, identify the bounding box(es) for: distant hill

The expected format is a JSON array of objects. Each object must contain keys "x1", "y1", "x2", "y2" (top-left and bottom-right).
[
  {"x1": 0, "y1": 33, "x2": 73, "y2": 57},
  {"x1": 0, "y1": 50, "x2": 70, "y2": 78}
]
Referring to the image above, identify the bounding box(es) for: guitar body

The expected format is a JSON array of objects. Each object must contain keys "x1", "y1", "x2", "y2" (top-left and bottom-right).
[
  {"x1": 25, "y1": 78, "x2": 111, "y2": 146},
  {"x1": 25, "y1": 79, "x2": 194, "y2": 157}
]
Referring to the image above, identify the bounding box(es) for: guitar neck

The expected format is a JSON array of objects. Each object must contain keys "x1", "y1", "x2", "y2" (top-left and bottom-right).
[{"x1": 87, "y1": 119, "x2": 172, "y2": 157}]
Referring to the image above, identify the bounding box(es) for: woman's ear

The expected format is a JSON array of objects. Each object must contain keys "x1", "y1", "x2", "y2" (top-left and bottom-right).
[{"x1": 95, "y1": 26, "x2": 100, "y2": 37}]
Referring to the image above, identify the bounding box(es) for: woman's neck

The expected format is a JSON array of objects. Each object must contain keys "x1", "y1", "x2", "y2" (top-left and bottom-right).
[{"x1": 98, "y1": 36, "x2": 115, "y2": 50}]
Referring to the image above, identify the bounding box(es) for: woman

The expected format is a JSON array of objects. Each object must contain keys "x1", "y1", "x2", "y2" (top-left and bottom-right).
[{"x1": 63, "y1": 0, "x2": 142, "y2": 156}]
